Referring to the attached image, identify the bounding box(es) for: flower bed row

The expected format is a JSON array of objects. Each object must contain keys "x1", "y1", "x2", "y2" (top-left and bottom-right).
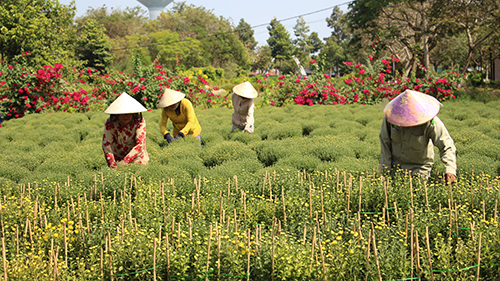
[{"x1": 0, "y1": 52, "x2": 465, "y2": 122}]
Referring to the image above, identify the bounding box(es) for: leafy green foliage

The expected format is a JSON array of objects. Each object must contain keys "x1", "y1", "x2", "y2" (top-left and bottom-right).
[
  {"x1": 0, "y1": 100, "x2": 499, "y2": 279},
  {"x1": 76, "y1": 19, "x2": 114, "y2": 72},
  {"x1": 0, "y1": 0, "x2": 78, "y2": 68}
]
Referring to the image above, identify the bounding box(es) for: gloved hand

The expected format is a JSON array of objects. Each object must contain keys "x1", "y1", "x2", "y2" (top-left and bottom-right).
[
  {"x1": 164, "y1": 133, "x2": 174, "y2": 143},
  {"x1": 174, "y1": 132, "x2": 185, "y2": 140}
]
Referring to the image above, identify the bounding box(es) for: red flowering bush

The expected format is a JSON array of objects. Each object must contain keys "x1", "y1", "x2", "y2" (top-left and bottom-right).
[{"x1": 0, "y1": 53, "x2": 106, "y2": 120}]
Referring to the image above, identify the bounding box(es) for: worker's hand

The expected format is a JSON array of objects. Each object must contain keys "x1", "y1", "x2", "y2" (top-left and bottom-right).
[
  {"x1": 164, "y1": 133, "x2": 174, "y2": 143},
  {"x1": 445, "y1": 173, "x2": 456, "y2": 185},
  {"x1": 117, "y1": 161, "x2": 127, "y2": 168},
  {"x1": 174, "y1": 132, "x2": 185, "y2": 140}
]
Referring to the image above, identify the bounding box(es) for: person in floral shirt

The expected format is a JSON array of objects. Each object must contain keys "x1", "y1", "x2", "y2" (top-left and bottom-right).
[
  {"x1": 231, "y1": 81, "x2": 258, "y2": 134},
  {"x1": 158, "y1": 89, "x2": 202, "y2": 143},
  {"x1": 102, "y1": 92, "x2": 149, "y2": 169}
]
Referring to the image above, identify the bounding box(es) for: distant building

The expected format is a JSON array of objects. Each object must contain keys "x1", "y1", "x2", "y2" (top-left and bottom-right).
[{"x1": 136, "y1": 0, "x2": 174, "y2": 19}]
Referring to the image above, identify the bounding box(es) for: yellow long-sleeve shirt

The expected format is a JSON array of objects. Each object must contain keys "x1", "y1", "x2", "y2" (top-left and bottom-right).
[{"x1": 160, "y1": 98, "x2": 202, "y2": 137}]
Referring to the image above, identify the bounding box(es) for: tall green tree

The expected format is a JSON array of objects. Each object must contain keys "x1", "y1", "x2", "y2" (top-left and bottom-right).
[
  {"x1": 309, "y1": 32, "x2": 325, "y2": 54},
  {"x1": 235, "y1": 18, "x2": 257, "y2": 51},
  {"x1": 267, "y1": 18, "x2": 295, "y2": 73},
  {"x1": 148, "y1": 29, "x2": 206, "y2": 71},
  {"x1": 440, "y1": 0, "x2": 500, "y2": 74},
  {"x1": 0, "y1": 0, "x2": 77, "y2": 68},
  {"x1": 77, "y1": 19, "x2": 114, "y2": 72},
  {"x1": 293, "y1": 17, "x2": 312, "y2": 53},
  {"x1": 252, "y1": 45, "x2": 273, "y2": 73},
  {"x1": 321, "y1": 6, "x2": 353, "y2": 76},
  {"x1": 347, "y1": 0, "x2": 454, "y2": 76},
  {"x1": 203, "y1": 28, "x2": 251, "y2": 76}
]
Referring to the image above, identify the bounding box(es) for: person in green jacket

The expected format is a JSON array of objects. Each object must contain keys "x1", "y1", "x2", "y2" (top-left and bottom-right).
[{"x1": 379, "y1": 90, "x2": 457, "y2": 184}]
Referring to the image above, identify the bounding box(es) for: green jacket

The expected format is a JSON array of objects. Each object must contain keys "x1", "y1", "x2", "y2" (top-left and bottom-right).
[{"x1": 379, "y1": 116, "x2": 457, "y2": 176}]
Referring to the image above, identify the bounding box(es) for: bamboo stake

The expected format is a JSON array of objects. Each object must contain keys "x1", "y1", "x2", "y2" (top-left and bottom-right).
[
  {"x1": 425, "y1": 227, "x2": 434, "y2": 281},
  {"x1": 411, "y1": 224, "x2": 414, "y2": 278},
  {"x1": 409, "y1": 175, "x2": 414, "y2": 209},
  {"x1": 2, "y1": 237, "x2": 6, "y2": 281},
  {"x1": 415, "y1": 230, "x2": 421, "y2": 277},
  {"x1": 308, "y1": 181, "x2": 313, "y2": 220},
  {"x1": 309, "y1": 227, "x2": 317, "y2": 271},
  {"x1": 271, "y1": 225, "x2": 275, "y2": 281},
  {"x1": 346, "y1": 175, "x2": 351, "y2": 213},
  {"x1": 153, "y1": 238, "x2": 157, "y2": 281},
  {"x1": 247, "y1": 229, "x2": 251, "y2": 281},
  {"x1": 100, "y1": 248, "x2": 104, "y2": 278},
  {"x1": 359, "y1": 176, "x2": 363, "y2": 212},
  {"x1": 343, "y1": 171, "x2": 347, "y2": 190},
  {"x1": 219, "y1": 190, "x2": 223, "y2": 224},
  {"x1": 53, "y1": 246, "x2": 59, "y2": 281},
  {"x1": 234, "y1": 175, "x2": 238, "y2": 197},
  {"x1": 217, "y1": 232, "x2": 221, "y2": 281},
  {"x1": 108, "y1": 233, "x2": 114, "y2": 281},
  {"x1": 64, "y1": 222, "x2": 68, "y2": 268},
  {"x1": 188, "y1": 216, "x2": 192, "y2": 241},
  {"x1": 448, "y1": 198, "x2": 453, "y2": 239},
  {"x1": 15, "y1": 225, "x2": 19, "y2": 256},
  {"x1": 166, "y1": 234, "x2": 171, "y2": 281},
  {"x1": 100, "y1": 193, "x2": 104, "y2": 219},
  {"x1": 158, "y1": 225, "x2": 162, "y2": 249},
  {"x1": 281, "y1": 186, "x2": 286, "y2": 222},
  {"x1": 494, "y1": 199, "x2": 498, "y2": 223},
  {"x1": 482, "y1": 200, "x2": 486, "y2": 221},
  {"x1": 364, "y1": 230, "x2": 372, "y2": 281},
  {"x1": 393, "y1": 202, "x2": 399, "y2": 220},
  {"x1": 370, "y1": 223, "x2": 382, "y2": 281},
  {"x1": 243, "y1": 191, "x2": 247, "y2": 221},
  {"x1": 234, "y1": 209, "x2": 238, "y2": 233},
  {"x1": 269, "y1": 173, "x2": 273, "y2": 201},
  {"x1": 54, "y1": 184, "x2": 58, "y2": 209},
  {"x1": 262, "y1": 171, "x2": 267, "y2": 197},
  {"x1": 476, "y1": 232, "x2": 482, "y2": 281}
]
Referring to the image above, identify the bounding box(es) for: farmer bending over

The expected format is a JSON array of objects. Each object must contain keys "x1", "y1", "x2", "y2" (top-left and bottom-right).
[
  {"x1": 158, "y1": 89, "x2": 202, "y2": 144},
  {"x1": 379, "y1": 89, "x2": 457, "y2": 184},
  {"x1": 102, "y1": 92, "x2": 149, "y2": 169},
  {"x1": 232, "y1": 81, "x2": 258, "y2": 134}
]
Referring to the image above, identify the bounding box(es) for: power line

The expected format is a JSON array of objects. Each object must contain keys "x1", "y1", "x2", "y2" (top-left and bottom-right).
[{"x1": 111, "y1": 1, "x2": 353, "y2": 52}]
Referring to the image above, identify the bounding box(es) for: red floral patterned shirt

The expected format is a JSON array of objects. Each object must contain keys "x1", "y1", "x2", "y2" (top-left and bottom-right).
[{"x1": 102, "y1": 117, "x2": 149, "y2": 169}]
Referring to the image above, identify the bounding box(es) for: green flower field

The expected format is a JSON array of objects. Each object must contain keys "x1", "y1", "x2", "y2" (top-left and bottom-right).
[{"x1": 0, "y1": 100, "x2": 500, "y2": 280}]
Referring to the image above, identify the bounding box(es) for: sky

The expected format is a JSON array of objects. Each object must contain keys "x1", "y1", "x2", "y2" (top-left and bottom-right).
[{"x1": 59, "y1": 0, "x2": 352, "y2": 46}]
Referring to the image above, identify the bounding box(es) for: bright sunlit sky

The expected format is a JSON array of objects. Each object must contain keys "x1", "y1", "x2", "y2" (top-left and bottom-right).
[{"x1": 59, "y1": 0, "x2": 352, "y2": 46}]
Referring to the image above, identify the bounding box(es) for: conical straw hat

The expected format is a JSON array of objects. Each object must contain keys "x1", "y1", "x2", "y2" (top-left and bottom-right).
[
  {"x1": 233, "y1": 81, "x2": 258, "y2": 99},
  {"x1": 104, "y1": 92, "x2": 147, "y2": 114},
  {"x1": 158, "y1": 89, "x2": 185, "y2": 108},
  {"x1": 384, "y1": 89, "x2": 441, "y2": 127}
]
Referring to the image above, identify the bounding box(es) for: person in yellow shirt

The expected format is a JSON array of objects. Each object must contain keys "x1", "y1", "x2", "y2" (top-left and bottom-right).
[{"x1": 158, "y1": 89, "x2": 202, "y2": 143}]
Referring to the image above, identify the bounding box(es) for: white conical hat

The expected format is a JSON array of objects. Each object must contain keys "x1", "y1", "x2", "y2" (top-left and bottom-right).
[
  {"x1": 233, "y1": 81, "x2": 258, "y2": 99},
  {"x1": 104, "y1": 92, "x2": 147, "y2": 114},
  {"x1": 158, "y1": 89, "x2": 185, "y2": 108},
  {"x1": 384, "y1": 89, "x2": 441, "y2": 127}
]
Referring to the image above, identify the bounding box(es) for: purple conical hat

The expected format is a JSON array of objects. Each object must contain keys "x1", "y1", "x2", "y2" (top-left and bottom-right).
[{"x1": 384, "y1": 90, "x2": 441, "y2": 127}]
